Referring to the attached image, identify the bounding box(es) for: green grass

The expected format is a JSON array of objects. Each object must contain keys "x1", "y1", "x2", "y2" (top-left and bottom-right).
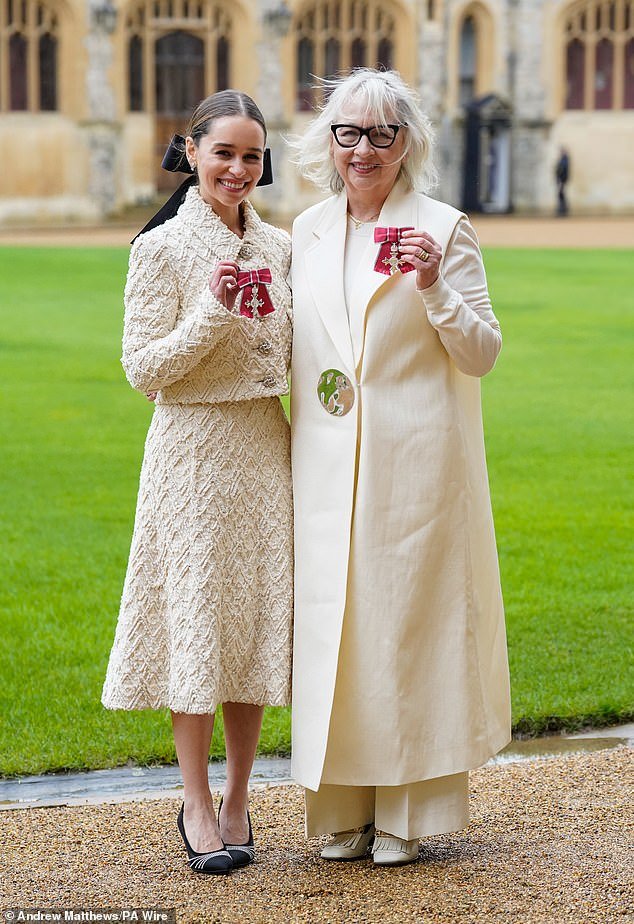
[
  {"x1": 0, "y1": 246, "x2": 632, "y2": 776},
  {"x1": 483, "y1": 249, "x2": 633, "y2": 735}
]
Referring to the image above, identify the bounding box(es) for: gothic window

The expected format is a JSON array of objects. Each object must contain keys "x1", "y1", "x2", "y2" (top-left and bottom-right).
[
  {"x1": 563, "y1": 0, "x2": 634, "y2": 109},
  {"x1": 125, "y1": 0, "x2": 232, "y2": 111},
  {"x1": 294, "y1": 0, "x2": 397, "y2": 110},
  {"x1": 459, "y1": 15, "x2": 476, "y2": 107},
  {"x1": 566, "y1": 37, "x2": 585, "y2": 107},
  {"x1": 351, "y1": 36, "x2": 365, "y2": 68},
  {"x1": 595, "y1": 37, "x2": 614, "y2": 107},
  {"x1": 625, "y1": 37, "x2": 634, "y2": 105},
  {"x1": 9, "y1": 32, "x2": 28, "y2": 109},
  {"x1": 297, "y1": 36, "x2": 315, "y2": 111},
  {"x1": 324, "y1": 36, "x2": 340, "y2": 76},
  {"x1": 216, "y1": 34, "x2": 229, "y2": 90},
  {"x1": 129, "y1": 34, "x2": 143, "y2": 111},
  {"x1": 377, "y1": 37, "x2": 393, "y2": 69},
  {"x1": 0, "y1": 0, "x2": 59, "y2": 111},
  {"x1": 38, "y1": 32, "x2": 57, "y2": 109}
]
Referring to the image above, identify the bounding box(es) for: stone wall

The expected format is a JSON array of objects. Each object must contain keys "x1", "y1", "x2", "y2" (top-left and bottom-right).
[{"x1": 1, "y1": 0, "x2": 633, "y2": 225}]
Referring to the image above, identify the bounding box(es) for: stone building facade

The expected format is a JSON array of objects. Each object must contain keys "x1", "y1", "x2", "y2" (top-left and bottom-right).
[{"x1": 1, "y1": 0, "x2": 633, "y2": 224}]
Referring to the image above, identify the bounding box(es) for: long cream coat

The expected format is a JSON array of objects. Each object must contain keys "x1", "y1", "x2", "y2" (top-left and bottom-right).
[{"x1": 290, "y1": 180, "x2": 511, "y2": 792}]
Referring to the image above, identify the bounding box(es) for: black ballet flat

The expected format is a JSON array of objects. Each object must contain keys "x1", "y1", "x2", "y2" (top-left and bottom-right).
[
  {"x1": 219, "y1": 797, "x2": 256, "y2": 868},
  {"x1": 177, "y1": 803, "x2": 233, "y2": 875}
]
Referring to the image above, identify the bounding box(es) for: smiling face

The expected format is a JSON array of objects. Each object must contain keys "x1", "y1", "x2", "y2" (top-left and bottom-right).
[
  {"x1": 186, "y1": 115, "x2": 265, "y2": 217},
  {"x1": 330, "y1": 99, "x2": 406, "y2": 206}
]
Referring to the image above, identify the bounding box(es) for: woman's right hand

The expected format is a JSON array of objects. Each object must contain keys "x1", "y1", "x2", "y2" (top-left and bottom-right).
[{"x1": 209, "y1": 260, "x2": 240, "y2": 312}]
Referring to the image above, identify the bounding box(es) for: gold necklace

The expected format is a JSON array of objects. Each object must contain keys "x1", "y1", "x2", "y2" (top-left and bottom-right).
[{"x1": 347, "y1": 211, "x2": 380, "y2": 230}]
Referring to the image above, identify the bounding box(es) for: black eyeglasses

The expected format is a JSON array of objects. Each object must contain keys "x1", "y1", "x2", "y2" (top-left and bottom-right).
[{"x1": 330, "y1": 124, "x2": 403, "y2": 149}]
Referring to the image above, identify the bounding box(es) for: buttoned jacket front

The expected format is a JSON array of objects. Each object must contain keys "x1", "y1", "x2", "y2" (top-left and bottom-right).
[
  {"x1": 290, "y1": 180, "x2": 511, "y2": 792},
  {"x1": 121, "y1": 186, "x2": 292, "y2": 403}
]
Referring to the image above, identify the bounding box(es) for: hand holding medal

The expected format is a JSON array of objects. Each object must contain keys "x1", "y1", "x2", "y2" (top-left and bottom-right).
[
  {"x1": 209, "y1": 260, "x2": 240, "y2": 311},
  {"x1": 398, "y1": 229, "x2": 442, "y2": 289},
  {"x1": 209, "y1": 261, "x2": 275, "y2": 318}
]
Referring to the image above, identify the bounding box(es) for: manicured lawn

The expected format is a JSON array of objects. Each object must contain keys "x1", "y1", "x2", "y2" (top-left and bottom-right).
[
  {"x1": 0, "y1": 246, "x2": 631, "y2": 776},
  {"x1": 483, "y1": 249, "x2": 633, "y2": 734}
]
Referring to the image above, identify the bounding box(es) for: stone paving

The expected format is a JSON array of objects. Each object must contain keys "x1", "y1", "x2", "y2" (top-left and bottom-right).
[{"x1": 0, "y1": 748, "x2": 631, "y2": 923}]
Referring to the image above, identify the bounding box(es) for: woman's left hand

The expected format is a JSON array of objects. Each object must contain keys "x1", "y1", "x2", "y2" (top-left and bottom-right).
[{"x1": 399, "y1": 230, "x2": 442, "y2": 290}]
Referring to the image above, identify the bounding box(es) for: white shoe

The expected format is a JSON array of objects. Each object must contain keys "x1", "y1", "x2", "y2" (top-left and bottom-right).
[
  {"x1": 372, "y1": 831, "x2": 418, "y2": 867},
  {"x1": 320, "y1": 823, "x2": 375, "y2": 861}
]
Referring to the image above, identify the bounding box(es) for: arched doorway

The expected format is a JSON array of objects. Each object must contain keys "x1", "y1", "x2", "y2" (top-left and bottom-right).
[
  {"x1": 125, "y1": 0, "x2": 233, "y2": 190},
  {"x1": 462, "y1": 94, "x2": 512, "y2": 213},
  {"x1": 155, "y1": 31, "x2": 205, "y2": 190}
]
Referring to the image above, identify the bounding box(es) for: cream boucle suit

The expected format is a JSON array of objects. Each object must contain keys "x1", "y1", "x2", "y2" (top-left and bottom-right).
[{"x1": 102, "y1": 186, "x2": 293, "y2": 714}]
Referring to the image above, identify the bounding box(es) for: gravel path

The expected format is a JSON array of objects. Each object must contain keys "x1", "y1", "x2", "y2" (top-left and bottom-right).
[{"x1": 1, "y1": 748, "x2": 631, "y2": 923}]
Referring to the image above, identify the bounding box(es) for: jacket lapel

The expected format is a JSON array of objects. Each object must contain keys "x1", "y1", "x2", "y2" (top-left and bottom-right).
[
  {"x1": 349, "y1": 179, "x2": 419, "y2": 367},
  {"x1": 304, "y1": 194, "x2": 355, "y2": 375}
]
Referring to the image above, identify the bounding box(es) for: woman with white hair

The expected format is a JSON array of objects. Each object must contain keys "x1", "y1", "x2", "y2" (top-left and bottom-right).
[{"x1": 289, "y1": 69, "x2": 511, "y2": 867}]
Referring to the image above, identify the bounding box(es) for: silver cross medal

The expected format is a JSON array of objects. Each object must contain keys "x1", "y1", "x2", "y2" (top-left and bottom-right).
[
  {"x1": 382, "y1": 241, "x2": 404, "y2": 275},
  {"x1": 245, "y1": 284, "x2": 265, "y2": 318}
]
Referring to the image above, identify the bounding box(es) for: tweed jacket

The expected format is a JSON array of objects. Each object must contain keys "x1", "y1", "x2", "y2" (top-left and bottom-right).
[{"x1": 121, "y1": 186, "x2": 292, "y2": 404}]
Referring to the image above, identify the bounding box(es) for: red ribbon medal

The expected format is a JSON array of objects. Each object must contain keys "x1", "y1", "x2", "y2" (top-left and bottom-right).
[
  {"x1": 373, "y1": 226, "x2": 416, "y2": 276},
  {"x1": 236, "y1": 268, "x2": 275, "y2": 318}
]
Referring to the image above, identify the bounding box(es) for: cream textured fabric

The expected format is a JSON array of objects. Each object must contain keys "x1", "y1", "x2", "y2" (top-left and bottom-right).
[
  {"x1": 291, "y1": 182, "x2": 511, "y2": 791},
  {"x1": 102, "y1": 188, "x2": 293, "y2": 713},
  {"x1": 121, "y1": 187, "x2": 292, "y2": 405},
  {"x1": 304, "y1": 773, "x2": 469, "y2": 841}
]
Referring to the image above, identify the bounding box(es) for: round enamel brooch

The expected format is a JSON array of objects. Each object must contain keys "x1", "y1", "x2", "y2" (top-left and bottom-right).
[{"x1": 317, "y1": 369, "x2": 355, "y2": 417}]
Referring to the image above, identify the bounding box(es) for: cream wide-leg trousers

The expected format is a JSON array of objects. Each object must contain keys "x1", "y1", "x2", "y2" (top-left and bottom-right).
[{"x1": 304, "y1": 771, "x2": 469, "y2": 841}]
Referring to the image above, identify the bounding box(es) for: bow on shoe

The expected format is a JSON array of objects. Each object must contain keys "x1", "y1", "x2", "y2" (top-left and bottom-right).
[
  {"x1": 236, "y1": 268, "x2": 275, "y2": 318},
  {"x1": 373, "y1": 226, "x2": 416, "y2": 276}
]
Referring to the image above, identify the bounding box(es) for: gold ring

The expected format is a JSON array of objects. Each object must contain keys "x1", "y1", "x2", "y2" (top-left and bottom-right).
[{"x1": 417, "y1": 247, "x2": 429, "y2": 262}]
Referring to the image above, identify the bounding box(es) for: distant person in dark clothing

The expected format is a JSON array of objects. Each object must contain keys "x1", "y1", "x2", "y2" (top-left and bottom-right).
[{"x1": 555, "y1": 148, "x2": 570, "y2": 216}]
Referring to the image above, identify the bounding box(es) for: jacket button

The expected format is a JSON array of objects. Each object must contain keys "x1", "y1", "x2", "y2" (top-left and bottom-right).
[
  {"x1": 258, "y1": 340, "x2": 273, "y2": 355},
  {"x1": 261, "y1": 374, "x2": 276, "y2": 388}
]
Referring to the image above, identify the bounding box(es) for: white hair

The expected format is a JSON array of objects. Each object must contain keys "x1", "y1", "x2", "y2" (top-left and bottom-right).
[{"x1": 288, "y1": 68, "x2": 438, "y2": 194}]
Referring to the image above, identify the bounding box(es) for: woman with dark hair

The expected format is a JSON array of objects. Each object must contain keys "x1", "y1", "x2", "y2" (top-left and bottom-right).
[{"x1": 102, "y1": 90, "x2": 293, "y2": 875}]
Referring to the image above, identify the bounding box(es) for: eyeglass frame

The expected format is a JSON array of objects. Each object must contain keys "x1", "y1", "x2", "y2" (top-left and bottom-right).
[{"x1": 330, "y1": 123, "x2": 405, "y2": 149}]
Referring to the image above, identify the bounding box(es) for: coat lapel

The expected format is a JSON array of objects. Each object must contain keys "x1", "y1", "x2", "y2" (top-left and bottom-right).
[
  {"x1": 349, "y1": 179, "x2": 419, "y2": 367},
  {"x1": 304, "y1": 194, "x2": 355, "y2": 375}
]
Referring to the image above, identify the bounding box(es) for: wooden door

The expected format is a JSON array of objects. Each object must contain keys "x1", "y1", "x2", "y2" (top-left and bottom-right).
[{"x1": 155, "y1": 31, "x2": 205, "y2": 191}]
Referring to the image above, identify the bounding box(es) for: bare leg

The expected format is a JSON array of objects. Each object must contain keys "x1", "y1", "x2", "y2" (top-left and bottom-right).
[
  {"x1": 220, "y1": 702, "x2": 264, "y2": 844},
  {"x1": 171, "y1": 711, "x2": 223, "y2": 852}
]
